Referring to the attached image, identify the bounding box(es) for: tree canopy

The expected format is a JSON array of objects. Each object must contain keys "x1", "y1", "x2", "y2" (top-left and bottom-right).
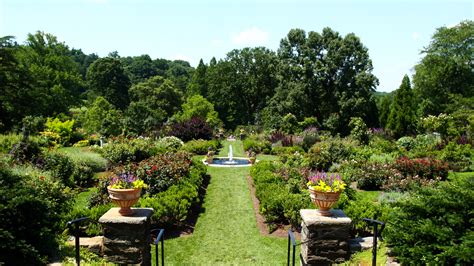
[{"x1": 413, "y1": 20, "x2": 474, "y2": 116}]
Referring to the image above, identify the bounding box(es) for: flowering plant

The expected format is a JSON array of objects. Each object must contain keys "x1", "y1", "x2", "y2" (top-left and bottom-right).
[
  {"x1": 109, "y1": 172, "x2": 148, "y2": 189},
  {"x1": 307, "y1": 172, "x2": 346, "y2": 192}
]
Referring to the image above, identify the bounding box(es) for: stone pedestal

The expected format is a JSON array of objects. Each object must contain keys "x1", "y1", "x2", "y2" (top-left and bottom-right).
[
  {"x1": 99, "y1": 208, "x2": 153, "y2": 265},
  {"x1": 300, "y1": 209, "x2": 351, "y2": 265}
]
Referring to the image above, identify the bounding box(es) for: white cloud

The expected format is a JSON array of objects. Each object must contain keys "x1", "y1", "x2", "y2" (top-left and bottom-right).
[
  {"x1": 231, "y1": 27, "x2": 269, "y2": 46},
  {"x1": 412, "y1": 32, "x2": 419, "y2": 41}
]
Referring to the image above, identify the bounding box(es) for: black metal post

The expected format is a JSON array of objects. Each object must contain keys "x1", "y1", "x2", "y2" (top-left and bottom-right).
[
  {"x1": 362, "y1": 218, "x2": 385, "y2": 266},
  {"x1": 372, "y1": 223, "x2": 378, "y2": 266},
  {"x1": 287, "y1": 229, "x2": 297, "y2": 266},
  {"x1": 67, "y1": 217, "x2": 89, "y2": 266},
  {"x1": 151, "y1": 229, "x2": 165, "y2": 266},
  {"x1": 287, "y1": 233, "x2": 290, "y2": 266}
]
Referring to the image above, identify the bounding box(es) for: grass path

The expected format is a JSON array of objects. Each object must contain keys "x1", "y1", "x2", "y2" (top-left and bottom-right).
[{"x1": 161, "y1": 140, "x2": 289, "y2": 265}]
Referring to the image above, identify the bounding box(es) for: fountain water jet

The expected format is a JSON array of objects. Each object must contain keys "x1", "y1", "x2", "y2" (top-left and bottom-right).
[
  {"x1": 204, "y1": 144, "x2": 254, "y2": 167},
  {"x1": 228, "y1": 145, "x2": 234, "y2": 163}
]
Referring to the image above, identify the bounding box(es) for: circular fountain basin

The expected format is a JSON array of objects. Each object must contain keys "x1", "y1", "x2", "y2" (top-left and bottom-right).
[{"x1": 203, "y1": 157, "x2": 253, "y2": 167}]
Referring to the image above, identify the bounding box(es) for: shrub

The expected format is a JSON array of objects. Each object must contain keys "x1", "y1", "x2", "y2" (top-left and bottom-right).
[
  {"x1": 306, "y1": 137, "x2": 357, "y2": 171},
  {"x1": 250, "y1": 161, "x2": 312, "y2": 229},
  {"x1": 181, "y1": 139, "x2": 220, "y2": 155},
  {"x1": 0, "y1": 168, "x2": 73, "y2": 265},
  {"x1": 169, "y1": 117, "x2": 213, "y2": 141},
  {"x1": 281, "y1": 113, "x2": 299, "y2": 134},
  {"x1": 71, "y1": 164, "x2": 95, "y2": 188},
  {"x1": 394, "y1": 156, "x2": 449, "y2": 180},
  {"x1": 368, "y1": 135, "x2": 397, "y2": 154},
  {"x1": 268, "y1": 131, "x2": 286, "y2": 144},
  {"x1": 271, "y1": 146, "x2": 304, "y2": 156},
  {"x1": 356, "y1": 162, "x2": 402, "y2": 190},
  {"x1": 349, "y1": 117, "x2": 369, "y2": 144},
  {"x1": 301, "y1": 127, "x2": 320, "y2": 151},
  {"x1": 140, "y1": 182, "x2": 197, "y2": 225},
  {"x1": 135, "y1": 151, "x2": 193, "y2": 195},
  {"x1": 73, "y1": 139, "x2": 90, "y2": 147},
  {"x1": 157, "y1": 136, "x2": 184, "y2": 150},
  {"x1": 0, "y1": 133, "x2": 21, "y2": 153},
  {"x1": 37, "y1": 151, "x2": 76, "y2": 187},
  {"x1": 243, "y1": 135, "x2": 272, "y2": 154},
  {"x1": 138, "y1": 158, "x2": 207, "y2": 226},
  {"x1": 101, "y1": 137, "x2": 155, "y2": 165},
  {"x1": 298, "y1": 117, "x2": 319, "y2": 131},
  {"x1": 9, "y1": 137, "x2": 42, "y2": 164},
  {"x1": 385, "y1": 176, "x2": 474, "y2": 264},
  {"x1": 386, "y1": 157, "x2": 449, "y2": 191},
  {"x1": 343, "y1": 194, "x2": 391, "y2": 236},
  {"x1": 396, "y1": 136, "x2": 415, "y2": 151},
  {"x1": 42, "y1": 117, "x2": 75, "y2": 146},
  {"x1": 439, "y1": 141, "x2": 472, "y2": 171}
]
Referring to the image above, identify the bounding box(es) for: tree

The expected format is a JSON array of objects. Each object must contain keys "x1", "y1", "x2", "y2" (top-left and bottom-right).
[
  {"x1": 378, "y1": 94, "x2": 393, "y2": 128},
  {"x1": 82, "y1": 97, "x2": 122, "y2": 136},
  {"x1": 87, "y1": 57, "x2": 131, "y2": 110},
  {"x1": 128, "y1": 75, "x2": 182, "y2": 117},
  {"x1": 206, "y1": 47, "x2": 278, "y2": 128},
  {"x1": 69, "y1": 48, "x2": 98, "y2": 78},
  {"x1": 413, "y1": 20, "x2": 474, "y2": 116},
  {"x1": 263, "y1": 28, "x2": 378, "y2": 134},
  {"x1": 387, "y1": 75, "x2": 416, "y2": 137},
  {"x1": 166, "y1": 60, "x2": 194, "y2": 94},
  {"x1": 122, "y1": 54, "x2": 157, "y2": 84},
  {"x1": 16, "y1": 32, "x2": 85, "y2": 118},
  {"x1": 174, "y1": 95, "x2": 222, "y2": 128},
  {"x1": 0, "y1": 36, "x2": 34, "y2": 131},
  {"x1": 126, "y1": 76, "x2": 182, "y2": 134},
  {"x1": 187, "y1": 59, "x2": 208, "y2": 96}
]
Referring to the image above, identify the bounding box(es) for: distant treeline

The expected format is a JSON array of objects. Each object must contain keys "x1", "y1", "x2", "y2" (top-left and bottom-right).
[{"x1": 1, "y1": 20, "x2": 472, "y2": 137}]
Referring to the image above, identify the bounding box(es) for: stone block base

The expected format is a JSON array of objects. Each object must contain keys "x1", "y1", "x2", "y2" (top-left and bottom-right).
[
  {"x1": 99, "y1": 208, "x2": 153, "y2": 265},
  {"x1": 300, "y1": 209, "x2": 351, "y2": 265}
]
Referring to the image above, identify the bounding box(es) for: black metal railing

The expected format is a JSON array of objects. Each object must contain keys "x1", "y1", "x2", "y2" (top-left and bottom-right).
[
  {"x1": 151, "y1": 229, "x2": 165, "y2": 266},
  {"x1": 287, "y1": 229, "x2": 297, "y2": 266},
  {"x1": 363, "y1": 218, "x2": 385, "y2": 266},
  {"x1": 67, "y1": 217, "x2": 90, "y2": 266}
]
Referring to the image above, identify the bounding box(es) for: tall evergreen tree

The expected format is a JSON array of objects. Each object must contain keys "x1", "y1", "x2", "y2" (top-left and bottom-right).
[
  {"x1": 387, "y1": 75, "x2": 416, "y2": 137},
  {"x1": 379, "y1": 95, "x2": 392, "y2": 128},
  {"x1": 187, "y1": 59, "x2": 208, "y2": 96}
]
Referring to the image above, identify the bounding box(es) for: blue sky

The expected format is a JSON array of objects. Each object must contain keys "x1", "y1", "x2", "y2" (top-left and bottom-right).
[{"x1": 1, "y1": 0, "x2": 472, "y2": 92}]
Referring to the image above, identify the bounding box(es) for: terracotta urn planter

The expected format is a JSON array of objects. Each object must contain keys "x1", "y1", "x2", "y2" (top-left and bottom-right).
[
  {"x1": 107, "y1": 187, "x2": 142, "y2": 216},
  {"x1": 308, "y1": 187, "x2": 341, "y2": 217}
]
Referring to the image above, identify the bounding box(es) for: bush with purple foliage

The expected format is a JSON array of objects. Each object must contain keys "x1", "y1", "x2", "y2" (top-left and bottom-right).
[{"x1": 169, "y1": 117, "x2": 213, "y2": 142}]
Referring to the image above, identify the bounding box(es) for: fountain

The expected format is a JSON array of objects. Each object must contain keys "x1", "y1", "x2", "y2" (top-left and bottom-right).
[
  {"x1": 228, "y1": 145, "x2": 234, "y2": 163},
  {"x1": 204, "y1": 144, "x2": 254, "y2": 167}
]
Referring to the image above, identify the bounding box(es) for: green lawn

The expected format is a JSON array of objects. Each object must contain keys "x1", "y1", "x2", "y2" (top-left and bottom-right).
[{"x1": 158, "y1": 142, "x2": 292, "y2": 265}]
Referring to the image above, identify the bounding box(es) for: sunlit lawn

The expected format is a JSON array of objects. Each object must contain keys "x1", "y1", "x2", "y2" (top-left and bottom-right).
[{"x1": 156, "y1": 142, "x2": 292, "y2": 265}]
